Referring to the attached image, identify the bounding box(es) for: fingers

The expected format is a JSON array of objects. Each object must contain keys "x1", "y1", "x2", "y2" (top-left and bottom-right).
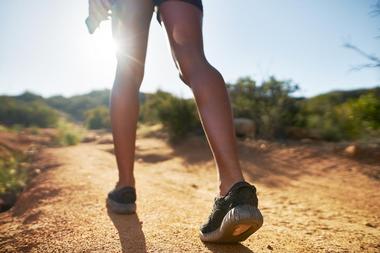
[
  {"x1": 89, "y1": 0, "x2": 111, "y2": 22},
  {"x1": 101, "y1": 0, "x2": 112, "y2": 10}
]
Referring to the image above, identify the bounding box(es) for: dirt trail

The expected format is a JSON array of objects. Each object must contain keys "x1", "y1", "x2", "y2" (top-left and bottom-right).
[{"x1": 1, "y1": 127, "x2": 379, "y2": 252}]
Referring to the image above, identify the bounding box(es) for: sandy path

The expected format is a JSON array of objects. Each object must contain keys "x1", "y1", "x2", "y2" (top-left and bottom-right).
[{"x1": 1, "y1": 129, "x2": 379, "y2": 252}]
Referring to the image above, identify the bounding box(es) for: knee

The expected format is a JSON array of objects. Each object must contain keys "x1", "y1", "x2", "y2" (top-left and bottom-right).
[
  {"x1": 174, "y1": 49, "x2": 208, "y2": 87},
  {"x1": 113, "y1": 60, "x2": 145, "y2": 91}
]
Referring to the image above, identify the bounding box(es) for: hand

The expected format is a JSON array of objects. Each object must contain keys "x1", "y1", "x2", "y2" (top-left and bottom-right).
[
  {"x1": 86, "y1": 0, "x2": 113, "y2": 34},
  {"x1": 89, "y1": 0, "x2": 112, "y2": 23}
]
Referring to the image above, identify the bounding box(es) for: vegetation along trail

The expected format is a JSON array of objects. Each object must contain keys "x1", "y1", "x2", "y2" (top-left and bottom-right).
[{"x1": 0, "y1": 125, "x2": 379, "y2": 252}]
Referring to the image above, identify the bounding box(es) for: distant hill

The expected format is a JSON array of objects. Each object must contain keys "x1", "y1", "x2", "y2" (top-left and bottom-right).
[
  {"x1": 13, "y1": 91, "x2": 45, "y2": 103},
  {"x1": 0, "y1": 90, "x2": 147, "y2": 124},
  {"x1": 305, "y1": 86, "x2": 380, "y2": 104},
  {"x1": 45, "y1": 89, "x2": 147, "y2": 121},
  {"x1": 1, "y1": 86, "x2": 378, "y2": 124},
  {"x1": 299, "y1": 86, "x2": 380, "y2": 113},
  {"x1": 0, "y1": 92, "x2": 59, "y2": 127}
]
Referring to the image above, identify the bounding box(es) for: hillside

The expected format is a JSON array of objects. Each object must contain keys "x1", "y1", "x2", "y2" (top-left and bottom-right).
[
  {"x1": 0, "y1": 90, "x2": 146, "y2": 123},
  {"x1": 299, "y1": 86, "x2": 380, "y2": 112},
  {"x1": 2, "y1": 86, "x2": 378, "y2": 123}
]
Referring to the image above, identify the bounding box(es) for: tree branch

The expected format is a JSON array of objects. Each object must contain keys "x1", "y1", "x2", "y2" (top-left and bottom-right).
[{"x1": 344, "y1": 43, "x2": 380, "y2": 70}]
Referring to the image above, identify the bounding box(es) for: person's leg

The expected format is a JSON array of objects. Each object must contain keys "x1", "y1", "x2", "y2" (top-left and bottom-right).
[
  {"x1": 158, "y1": 1, "x2": 244, "y2": 196},
  {"x1": 110, "y1": 0, "x2": 154, "y2": 189}
]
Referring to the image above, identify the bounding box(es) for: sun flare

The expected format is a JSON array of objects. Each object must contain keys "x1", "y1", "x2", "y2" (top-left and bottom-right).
[
  {"x1": 84, "y1": 23, "x2": 119, "y2": 81},
  {"x1": 90, "y1": 26, "x2": 119, "y2": 56}
]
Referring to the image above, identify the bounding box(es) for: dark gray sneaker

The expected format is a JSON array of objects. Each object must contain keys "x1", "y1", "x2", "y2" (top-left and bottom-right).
[
  {"x1": 106, "y1": 186, "x2": 136, "y2": 214},
  {"x1": 199, "y1": 181, "x2": 263, "y2": 243}
]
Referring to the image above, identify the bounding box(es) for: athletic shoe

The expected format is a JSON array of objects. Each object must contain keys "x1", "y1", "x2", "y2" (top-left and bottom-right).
[
  {"x1": 106, "y1": 186, "x2": 136, "y2": 214},
  {"x1": 199, "y1": 181, "x2": 263, "y2": 243}
]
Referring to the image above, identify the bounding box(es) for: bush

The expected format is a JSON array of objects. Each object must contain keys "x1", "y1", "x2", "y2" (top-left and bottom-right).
[
  {"x1": 0, "y1": 155, "x2": 26, "y2": 196},
  {"x1": 84, "y1": 106, "x2": 111, "y2": 130},
  {"x1": 228, "y1": 76, "x2": 300, "y2": 139},
  {"x1": 46, "y1": 90, "x2": 112, "y2": 121},
  {"x1": 140, "y1": 90, "x2": 174, "y2": 124},
  {"x1": 0, "y1": 97, "x2": 59, "y2": 128},
  {"x1": 0, "y1": 125, "x2": 9, "y2": 132},
  {"x1": 140, "y1": 90, "x2": 201, "y2": 142},
  {"x1": 335, "y1": 92, "x2": 380, "y2": 140},
  {"x1": 349, "y1": 92, "x2": 380, "y2": 130},
  {"x1": 297, "y1": 91, "x2": 380, "y2": 141},
  {"x1": 52, "y1": 120, "x2": 85, "y2": 146}
]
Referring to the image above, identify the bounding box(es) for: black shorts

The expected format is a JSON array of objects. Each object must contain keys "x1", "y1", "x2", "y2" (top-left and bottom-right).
[{"x1": 152, "y1": 0, "x2": 203, "y2": 24}]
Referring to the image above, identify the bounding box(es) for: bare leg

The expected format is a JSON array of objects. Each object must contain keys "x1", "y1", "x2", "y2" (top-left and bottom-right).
[
  {"x1": 110, "y1": 0, "x2": 153, "y2": 189},
  {"x1": 159, "y1": 1, "x2": 244, "y2": 196}
]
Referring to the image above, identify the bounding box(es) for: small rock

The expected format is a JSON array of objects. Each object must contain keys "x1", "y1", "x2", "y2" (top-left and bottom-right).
[
  {"x1": 301, "y1": 138, "x2": 312, "y2": 143},
  {"x1": 365, "y1": 222, "x2": 376, "y2": 228},
  {"x1": 267, "y1": 245, "x2": 273, "y2": 250},
  {"x1": 82, "y1": 134, "x2": 99, "y2": 143},
  {"x1": 191, "y1": 184, "x2": 198, "y2": 189},
  {"x1": 344, "y1": 145, "x2": 357, "y2": 156},
  {"x1": 97, "y1": 137, "x2": 114, "y2": 144}
]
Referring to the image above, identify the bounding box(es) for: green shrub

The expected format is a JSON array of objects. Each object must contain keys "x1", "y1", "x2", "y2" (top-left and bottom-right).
[
  {"x1": 84, "y1": 106, "x2": 111, "y2": 130},
  {"x1": 350, "y1": 92, "x2": 380, "y2": 130},
  {"x1": 28, "y1": 126, "x2": 40, "y2": 135},
  {"x1": 52, "y1": 120, "x2": 85, "y2": 146},
  {"x1": 140, "y1": 89, "x2": 202, "y2": 141},
  {"x1": 0, "y1": 155, "x2": 26, "y2": 195},
  {"x1": 228, "y1": 76, "x2": 300, "y2": 139},
  {"x1": 140, "y1": 89, "x2": 174, "y2": 124},
  {"x1": 154, "y1": 93, "x2": 201, "y2": 142},
  {"x1": 0, "y1": 125, "x2": 9, "y2": 131},
  {"x1": 0, "y1": 97, "x2": 59, "y2": 128},
  {"x1": 297, "y1": 91, "x2": 380, "y2": 141},
  {"x1": 335, "y1": 92, "x2": 380, "y2": 140}
]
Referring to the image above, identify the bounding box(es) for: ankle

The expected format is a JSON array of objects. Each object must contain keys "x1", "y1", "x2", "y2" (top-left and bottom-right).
[
  {"x1": 116, "y1": 178, "x2": 135, "y2": 189},
  {"x1": 219, "y1": 178, "x2": 245, "y2": 197}
]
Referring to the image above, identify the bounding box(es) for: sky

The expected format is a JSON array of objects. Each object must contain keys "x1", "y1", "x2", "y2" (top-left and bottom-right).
[{"x1": 0, "y1": 0, "x2": 379, "y2": 99}]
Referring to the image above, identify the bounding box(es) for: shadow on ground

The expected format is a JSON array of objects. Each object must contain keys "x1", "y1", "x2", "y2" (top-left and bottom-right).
[
  {"x1": 203, "y1": 242, "x2": 255, "y2": 253},
  {"x1": 170, "y1": 135, "x2": 317, "y2": 188},
  {"x1": 11, "y1": 187, "x2": 61, "y2": 217},
  {"x1": 100, "y1": 130, "x2": 380, "y2": 189},
  {"x1": 107, "y1": 209, "x2": 147, "y2": 253},
  {"x1": 170, "y1": 135, "x2": 379, "y2": 188}
]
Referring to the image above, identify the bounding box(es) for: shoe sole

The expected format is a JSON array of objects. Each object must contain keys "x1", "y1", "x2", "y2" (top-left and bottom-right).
[
  {"x1": 106, "y1": 197, "x2": 136, "y2": 214},
  {"x1": 199, "y1": 204, "x2": 263, "y2": 243}
]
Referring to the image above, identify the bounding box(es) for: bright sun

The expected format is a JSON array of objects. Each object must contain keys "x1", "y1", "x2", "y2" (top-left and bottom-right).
[
  {"x1": 91, "y1": 26, "x2": 119, "y2": 55},
  {"x1": 85, "y1": 22, "x2": 119, "y2": 72}
]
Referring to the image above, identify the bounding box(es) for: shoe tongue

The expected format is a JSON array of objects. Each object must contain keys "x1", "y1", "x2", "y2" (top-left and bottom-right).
[
  {"x1": 118, "y1": 186, "x2": 135, "y2": 194},
  {"x1": 226, "y1": 181, "x2": 253, "y2": 195}
]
